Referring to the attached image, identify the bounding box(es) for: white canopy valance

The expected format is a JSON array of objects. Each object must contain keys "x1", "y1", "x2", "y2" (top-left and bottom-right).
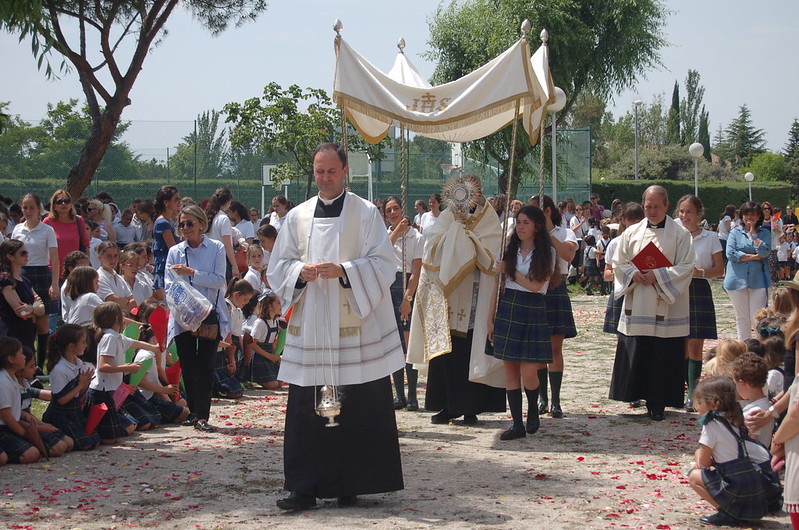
[{"x1": 333, "y1": 35, "x2": 554, "y2": 145}]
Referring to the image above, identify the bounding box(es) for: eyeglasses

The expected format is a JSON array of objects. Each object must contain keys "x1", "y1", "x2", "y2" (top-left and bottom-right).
[
  {"x1": 763, "y1": 207, "x2": 771, "y2": 211},
  {"x1": 178, "y1": 221, "x2": 195, "y2": 229},
  {"x1": 86, "y1": 207, "x2": 95, "y2": 211},
  {"x1": 16, "y1": 250, "x2": 28, "y2": 257},
  {"x1": 54, "y1": 198, "x2": 71, "y2": 205}
]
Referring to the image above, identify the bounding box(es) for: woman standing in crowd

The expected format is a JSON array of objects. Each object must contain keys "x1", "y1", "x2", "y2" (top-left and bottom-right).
[
  {"x1": 724, "y1": 201, "x2": 771, "y2": 340},
  {"x1": 227, "y1": 201, "x2": 255, "y2": 245},
  {"x1": 44, "y1": 189, "x2": 90, "y2": 283},
  {"x1": 534, "y1": 195, "x2": 577, "y2": 418},
  {"x1": 418, "y1": 193, "x2": 443, "y2": 235},
  {"x1": 85, "y1": 199, "x2": 115, "y2": 244},
  {"x1": 0, "y1": 240, "x2": 42, "y2": 352},
  {"x1": 761, "y1": 202, "x2": 783, "y2": 284},
  {"x1": 718, "y1": 204, "x2": 735, "y2": 264},
  {"x1": 166, "y1": 204, "x2": 229, "y2": 433},
  {"x1": 268, "y1": 195, "x2": 291, "y2": 233},
  {"x1": 12, "y1": 193, "x2": 59, "y2": 369},
  {"x1": 384, "y1": 196, "x2": 423, "y2": 411},
  {"x1": 488, "y1": 205, "x2": 555, "y2": 440},
  {"x1": 204, "y1": 186, "x2": 239, "y2": 281},
  {"x1": 676, "y1": 195, "x2": 724, "y2": 411},
  {"x1": 152, "y1": 186, "x2": 180, "y2": 301},
  {"x1": 413, "y1": 199, "x2": 428, "y2": 227}
]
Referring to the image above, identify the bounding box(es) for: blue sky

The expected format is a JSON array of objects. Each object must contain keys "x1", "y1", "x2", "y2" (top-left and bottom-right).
[{"x1": 2, "y1": 0, "x2": 797, "y2": 153}]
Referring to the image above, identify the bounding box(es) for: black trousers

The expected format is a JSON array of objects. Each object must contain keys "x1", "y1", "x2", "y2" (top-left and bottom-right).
[{"x1": 174, "y1": 331, "x2": 218, "y2": 420}]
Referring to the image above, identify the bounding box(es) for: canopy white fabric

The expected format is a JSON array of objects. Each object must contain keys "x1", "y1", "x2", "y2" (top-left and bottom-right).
[{"x1": 333, "y1": 36, "x2": 554, "y2": 145}]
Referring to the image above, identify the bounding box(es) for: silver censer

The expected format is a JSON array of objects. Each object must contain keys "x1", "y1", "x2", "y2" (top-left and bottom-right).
[{"x1": 315, "y1": 385, "x2": 342, "y2": 427}]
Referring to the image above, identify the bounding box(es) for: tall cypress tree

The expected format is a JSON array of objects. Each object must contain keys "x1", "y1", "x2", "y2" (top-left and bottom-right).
[
  {"x1": 698, "y1": 105, "x2": 711, "y2": 162},
  {"x1": 785, "y1": 119, "x2": 799, "y2": 191},
  {"x1": 666, "y1": 81, "x2": 681, "y2": 145}
]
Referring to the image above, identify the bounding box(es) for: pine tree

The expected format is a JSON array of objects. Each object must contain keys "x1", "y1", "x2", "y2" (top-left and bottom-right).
[
  {"x1": 666, "y1": 81, "x2": 681, "y2": 145},
  {"x1": 723, "y1": 104, "x2": 766, "y2": 166},
  {"x1": 698, "y1": 105, "x2": 711, "y2": 162}
]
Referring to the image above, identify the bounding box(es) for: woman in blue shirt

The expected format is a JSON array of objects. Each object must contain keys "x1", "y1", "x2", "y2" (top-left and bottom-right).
[
  {"x1": 723, "y1": 201, "x2": 771, "y2": 340},
  {"x1": 152, "y1": 186, "x2": 180, "y2": 300},
  {"x1": 166, "y1": 204, "x2": 230, "y2": 433}
]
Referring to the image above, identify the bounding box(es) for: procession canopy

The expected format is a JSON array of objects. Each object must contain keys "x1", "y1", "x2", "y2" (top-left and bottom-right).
[{"x1": 333, "y1": 33, "x2": 555, "y2": 145}]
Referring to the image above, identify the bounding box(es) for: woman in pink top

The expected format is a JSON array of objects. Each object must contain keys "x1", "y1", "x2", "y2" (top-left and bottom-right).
[{"x1": 43, "y1": 189, "x2": 90, "y2": 280}]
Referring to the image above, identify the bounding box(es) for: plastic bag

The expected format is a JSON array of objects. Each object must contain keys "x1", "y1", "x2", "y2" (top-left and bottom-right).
[{"x1": 165, "y1": 267, "x2": 212, "y2": 332}]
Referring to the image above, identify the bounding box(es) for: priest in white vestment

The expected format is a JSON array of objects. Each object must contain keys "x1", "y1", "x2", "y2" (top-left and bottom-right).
[
  {"x1": 267, "y1": 143, "x2": 405, "y2": 511},
  {"x1": 609, "y1": 186, "x2": 695, "y2": 421}
]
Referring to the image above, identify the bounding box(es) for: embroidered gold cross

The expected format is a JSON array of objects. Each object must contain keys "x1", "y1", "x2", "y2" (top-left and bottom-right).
[{"x1": 457, "y1": 309, "x2": 466, "y2": 321}]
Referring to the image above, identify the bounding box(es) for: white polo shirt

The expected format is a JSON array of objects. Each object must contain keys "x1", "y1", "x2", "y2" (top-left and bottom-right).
[
  {"x1": 97, "y1": 267, "x2": 132, "y2": 302},
  {"x1": 11, "y1": 221, "x2": 57, "y2": 266}
]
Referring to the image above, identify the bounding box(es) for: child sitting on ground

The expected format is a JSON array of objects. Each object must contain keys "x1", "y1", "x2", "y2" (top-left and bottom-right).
[
  {"x1": 732, "y1": 352, "x2": 774, "y2": 448},
  {"x1": 702, "y1": 339, "x2": 746, "y2": 379},
  {"x1": 687, "y1": 376, "x2": 781, "y2": 526},
  {"x1": 762, "y1": 335, "x2": 786, "y2": 400}
]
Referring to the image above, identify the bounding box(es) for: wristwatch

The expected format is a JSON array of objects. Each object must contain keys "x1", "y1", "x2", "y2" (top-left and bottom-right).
[{"x1": 405, "y1": 295, "x2": 413, "y2": 302}]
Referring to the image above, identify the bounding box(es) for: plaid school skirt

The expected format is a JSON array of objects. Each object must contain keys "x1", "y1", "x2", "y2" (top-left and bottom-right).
[
  {"x1": 214, "y1": 346, "x2": 245, "y2": 396},
  {"x1": 701, "y1": 459, "x2": 776, "y2": 521},
  {"x1": 492, "y1": 288, "x2": 552, "y2": 363},
  {"x1": 0, "y1": 425, "x2": 35, "y2": 462},
  {"x1": 545, "y1": 281, "x2": 577, "y2": 338},
  {"x1": 688, "y1": 278, "x2": 717, "y2": 339},
  {"x1": 251, "y1": 342, "x2": 280, "y2": 384},
  {"x1": 84, "y1": 388, "x2": 135, "y2": 440},
  {"x1": 147, "y1": 395, "x2": 184, "y2": 423},
  {"x1": 603, "y1": 294, "x2": 624, "y2": 334},
  {"x1": 43, "y1": 377, "x2": 101, "y2": 450},
  {"x1": 22, "y1": 265, "x2": 58, "y2": 314},
  {"x1": 121, "y1": 390, "x2": 161, "y2": 427}
]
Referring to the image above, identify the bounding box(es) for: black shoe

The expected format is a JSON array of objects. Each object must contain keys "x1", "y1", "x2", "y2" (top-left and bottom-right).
[
  {"x1": 338, "y1": 495, "x2": 358, "y2": 507},
  {"x1": 500, "y1": 425, "x2": 526, "y2": 440},
  {"x1": 181, "y1": 414, "x2": 198, "y2": 427},
  {"x1": 194, "y1": 420, "x2": 217, "y2": 432},
  {"x1": 699, "y1": 510, "x2": 740, "y2": 526},
  {"x1": 629, "y1": 400, "x2": 644, "y2": 408},
  {"x1": 526, "y1": 414, "x2": 540, "y2": 434},
  {"x1": 406, "y1": 402, "x2": 419, "y2": 412},
  {"x1": 431, "y1": 411, "x2": 454, "y2": 424},
  {"x1": 550, "y1": 404, "x2": 563, "y2": 418},
  {"x1": 647, "y1": 408, "x2": 665, "y2": 421},
  {"x1": 685, "y1": 399, "x2": 695, "y2": 413},
  {"x1": 276, "y1": 491, "x2": 317, "y2": 511},
  {"x1": 462, "y1": 414, "x2": 478, "y2": 425},
  {"x1": 538, "y1": 401, "x2": 549, "y2": 415},
  {"x1": 393, "y1": 397, "x2": 407, "y2": 410}
]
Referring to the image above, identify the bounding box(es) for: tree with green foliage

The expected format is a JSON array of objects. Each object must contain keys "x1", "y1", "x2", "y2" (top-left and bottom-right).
[
  {"x1": 224, "y1": 83, "x2": 387, "y2": 200},
  {"x1": 665, "y1": 81, "x2": 681, "y2": 145},
  {"x1": 697, "y1": 105, "x2": 711, "y2": 162},
  {"x1": 0, "y1": 0, "x2": 267, "y2": 198},
  {"x1": 741, "y1": 152, "x2": 786, "y2": 182},
  {"x1": 680, "y1": 70, "x2": 704, "y2": 144},
  {"x1": 169, "y1": 110, "x2": 229, "y2": 182},
  {"x1": 425, "y1": 0, "x2": 668, "y2": 197},
  {"x1": 716, "y1": 104, "x2": 766, "y2": 167},
  {"x1": 0, "y1": 99, "x2": 137, "y2": 184}
]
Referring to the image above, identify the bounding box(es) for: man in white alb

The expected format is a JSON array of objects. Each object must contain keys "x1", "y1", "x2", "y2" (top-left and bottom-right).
[{"x1": 267, "y1": 143, "x2": 405, "y2": 511}]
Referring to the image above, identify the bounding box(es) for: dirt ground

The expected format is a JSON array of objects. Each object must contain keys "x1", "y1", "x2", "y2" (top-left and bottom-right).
[{"x1": 0, "y1": 283, "x2": 791, "y2": 529}]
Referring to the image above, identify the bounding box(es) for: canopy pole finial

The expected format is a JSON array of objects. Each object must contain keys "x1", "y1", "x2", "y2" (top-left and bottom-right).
[
  {"x1": 540, "y1": 28, "x2": 549, "y2": 43},
  {"x1": 397, "y1": 37, "x2": 406, "y2": 53},
  {"x1": 334, "y1": 19, "x2": 343, "y2": 36},
  {"x1": 521, "y1": 19, "x2": 531, "y2": 38}
]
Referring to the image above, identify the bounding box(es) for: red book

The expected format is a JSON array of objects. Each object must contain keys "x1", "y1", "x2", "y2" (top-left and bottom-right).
[{"x1": 631, "y1": 241, "x2": 673, "y2": 271}]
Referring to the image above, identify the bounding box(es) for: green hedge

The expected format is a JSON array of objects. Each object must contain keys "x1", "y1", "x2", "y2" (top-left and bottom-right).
[{"x1": 592, "y1": 179, "x2": 794, "y2": 221}]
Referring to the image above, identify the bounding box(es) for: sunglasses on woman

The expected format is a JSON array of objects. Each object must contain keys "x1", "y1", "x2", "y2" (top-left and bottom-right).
[
  {"x1": 54, "y1": 198, "x2": 71, "y2": 205},
  {"x1": 15, "y1": 250, "x2": 28, "y2": 257},
  {"x1": 178, "y1": 221, "x2": 195, "y2": 229}
]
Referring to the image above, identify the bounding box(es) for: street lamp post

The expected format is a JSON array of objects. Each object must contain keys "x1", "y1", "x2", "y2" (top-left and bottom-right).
[
  {"x1": 689, "y1": 142, "x2": 704, "y2": 197},
  {"x1": 549, "y1": 87, "x2": 567, "y2": 202},
  {"x1": 634, "y1": 100, "x2": 643, "y2": 180},
  {"x1": 744, "y1": 172, "x2": 755, "y2": 201}
]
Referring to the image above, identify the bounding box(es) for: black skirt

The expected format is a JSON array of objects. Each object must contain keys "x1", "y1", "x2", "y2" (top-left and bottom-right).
[
  {"x1": 283, "y1": 377, "x2": 404, "y2": 498},
  {"x1": 425, "y1": 330, "x2": 506, "y2": 416},
  {"x1": 608, "y1": 334, "x2": 685, "y2": 408}
]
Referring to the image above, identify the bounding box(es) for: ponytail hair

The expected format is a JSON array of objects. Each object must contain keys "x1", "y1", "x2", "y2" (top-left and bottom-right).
[
  {"x1": 204, "y1": 186, "x2": 233, "y2": 226},
  {"x1": 46, "y1": 324, "x2": 86, "y2": 373},
  {"x1": 92, "y1": 302, "x2": 123, "y2": 348},
  {"x1": 226, "y1": 278, "x2": 254, "y2": 299},
  {"x1": 693, "y1": 376, "x2": 748, "y2": 436}
]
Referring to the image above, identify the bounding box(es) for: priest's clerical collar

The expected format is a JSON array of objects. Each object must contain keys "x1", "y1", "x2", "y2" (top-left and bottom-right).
[
  {"x1": 647, "y1": 217, "x2": 667, "y2": 229},
  {"x1": 315, "y1": 190, "x2": 346, "y2": 218}
]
